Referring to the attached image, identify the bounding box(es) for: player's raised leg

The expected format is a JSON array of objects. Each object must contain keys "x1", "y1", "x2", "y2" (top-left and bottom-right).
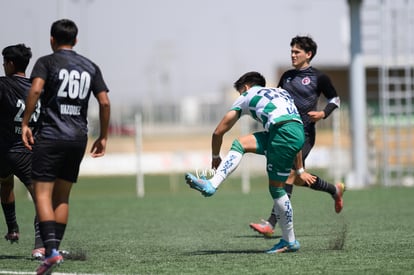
[
  {"x1": 185, "y1": 173, "x2": 216, "y2": 197},
  {"x1": 185, "y1": 140, "x2": 244, "y2": 197}
]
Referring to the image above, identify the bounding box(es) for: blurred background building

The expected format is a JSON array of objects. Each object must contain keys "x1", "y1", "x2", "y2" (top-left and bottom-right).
[{"x1": 1, "y1": 0, "x2": 413, "y2": 187}]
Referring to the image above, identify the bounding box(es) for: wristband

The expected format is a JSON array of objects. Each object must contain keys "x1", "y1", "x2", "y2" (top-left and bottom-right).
[
  {"x1": 212, "y1": 154, "x2": 220, "y2": 159},
  {"x1": 296, "y1": 168, "x2": 305, "y2": 175}
]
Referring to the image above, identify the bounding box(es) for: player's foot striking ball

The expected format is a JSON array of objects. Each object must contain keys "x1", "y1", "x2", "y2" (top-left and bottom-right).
[{"x1": 185, "y1": 173, "x2": 216, "y2": 197}]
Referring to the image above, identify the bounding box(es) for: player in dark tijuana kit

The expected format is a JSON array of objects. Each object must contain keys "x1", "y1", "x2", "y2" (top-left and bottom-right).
[
  {"x1": 0, "y1": 43, "x2": 45, "y2": 257},
  {"x1": 21, "y1": 19, "x2": 111, "y2": 275}
]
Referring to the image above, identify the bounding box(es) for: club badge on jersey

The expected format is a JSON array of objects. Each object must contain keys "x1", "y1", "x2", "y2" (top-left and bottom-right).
[{"x1": 301, "y1": 76, "x2": 311, "y2": 86}]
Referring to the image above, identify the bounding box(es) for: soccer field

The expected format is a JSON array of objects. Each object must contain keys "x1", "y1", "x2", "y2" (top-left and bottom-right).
[{"x1": 2, "y1": 174, "x2": 414, "y2": 274}]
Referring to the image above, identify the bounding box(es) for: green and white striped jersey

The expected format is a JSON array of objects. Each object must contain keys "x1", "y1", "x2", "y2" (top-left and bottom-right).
[{"x1": 231, "y1": 86, "x2": 302, "y2": 131}]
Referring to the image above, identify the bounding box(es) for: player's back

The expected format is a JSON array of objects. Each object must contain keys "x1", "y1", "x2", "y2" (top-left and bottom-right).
[
  {"x1": 0, "y1": 75, "x2": 37, "y2": 151},
  {"x1": 233, "y1": 86, "x2": 302, "y2": 130},
  {"x1": 31, "y1": 49, "x2": 107, "y2": 141}
]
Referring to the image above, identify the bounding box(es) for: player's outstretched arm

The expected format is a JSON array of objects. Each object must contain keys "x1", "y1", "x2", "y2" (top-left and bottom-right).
[{"x1": 211, "y1": 110, "x2": 239, "y2": 169}]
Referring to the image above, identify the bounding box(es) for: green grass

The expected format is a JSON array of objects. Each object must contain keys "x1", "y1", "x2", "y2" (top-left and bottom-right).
[{"x1": 2, "y1": 174, "x2": 414, "y2": 274}]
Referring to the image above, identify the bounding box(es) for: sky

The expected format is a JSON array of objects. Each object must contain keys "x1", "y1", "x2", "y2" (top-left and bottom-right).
[{"x1": 0, "y1": 0, "x2": 350, "y2": 106}]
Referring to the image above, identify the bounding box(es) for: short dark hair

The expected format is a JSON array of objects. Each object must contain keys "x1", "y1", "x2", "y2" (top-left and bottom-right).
[
  {"x1": 290, "y1": 35, "x2": 317, "y2": 61},
  {"x1": 51, "y1": 19, "x2": 78, "y2": 46},
  {"x1": 233, "y1": 71, "x2": 266, "y2": 91},
  {"x1": 2, "y1": 44, "x2": 32, "y2": 72}
]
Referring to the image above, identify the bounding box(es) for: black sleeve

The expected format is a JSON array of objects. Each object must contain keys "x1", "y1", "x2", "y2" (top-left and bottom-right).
[
  {"x1": 317, "y1": 73, "x2": 338, "y2": 99},
  {"x1": 323, "y1": 102, "x2": 338, "y2": 119},
  {"x1": 317, "y1": 73, "x2": 340, "y2": 119},
  {"x1": 0, "y1": 81, "x2": 4, "y2": 101},
  {"x1": 91, "y1": 63, "x2": 109, "y2": 95}
]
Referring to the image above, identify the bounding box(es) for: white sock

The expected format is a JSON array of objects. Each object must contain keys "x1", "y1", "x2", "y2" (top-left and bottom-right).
[
  {"x1": 210, "y1": 151, "x2": 243, "y2": 189},
  {"x1": 273, "y1": 194, "x2": 295, "y2": 243}
]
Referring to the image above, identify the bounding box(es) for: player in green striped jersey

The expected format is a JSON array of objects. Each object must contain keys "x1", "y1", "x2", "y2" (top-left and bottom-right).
[{"x1": 185, "y1": 71, "x2": 304, "y2": 253}]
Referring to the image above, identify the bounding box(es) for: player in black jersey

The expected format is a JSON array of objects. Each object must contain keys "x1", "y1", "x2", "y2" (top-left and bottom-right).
[
  {"x1": 250, "y1": 36, "x2": 345, "y2": 237},
  {"x1": 22, "y1": 19, "x2": 110, "y2": 275},
  {"x1": 0, "y1": 44, "x2": 44, "y2": 255}
]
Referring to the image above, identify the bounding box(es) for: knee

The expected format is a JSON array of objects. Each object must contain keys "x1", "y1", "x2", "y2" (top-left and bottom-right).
[{"x1": 230, "y1": 139, "x2": 245, "y2": 154}]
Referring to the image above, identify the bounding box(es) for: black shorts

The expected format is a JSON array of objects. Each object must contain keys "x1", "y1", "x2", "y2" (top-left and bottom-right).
[
  {"x1": 0, "y1": 151, "x2": 32, "y2": 186},
  {"x1": 292, "y1": 126, "x2": 316, "y2": 170},
  {"x1": 32, "y1": 139, "x2": 87, "y2": 183}
]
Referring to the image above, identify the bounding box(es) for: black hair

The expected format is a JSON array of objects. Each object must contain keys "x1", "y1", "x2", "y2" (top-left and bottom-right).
[
  {"x1": 233, "y1": 71, "x2": 266, "y2": 91},
  {"x1": 51, "y1": 19, "x2": 78, "y2": 46},
  {"x1": 290, "y1": 35, "x2": 317, "y2": 61},
  {"x1": 2, "y1": 44, "x2": 32, "y2": 72}
]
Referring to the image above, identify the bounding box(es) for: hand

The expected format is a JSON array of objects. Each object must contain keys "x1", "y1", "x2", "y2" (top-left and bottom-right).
[
  {"x1": 307, "y1": 111, "x2": 325, "y2": 122},
  {"x1": 21, "y1": 125, "x2": 34, "y2": 151},
  {"x1": 90, "y1": 137, "x2": 107, "y2": 158},
  {"x1": 211, "y1": 157, "x2": 221, "y2": 170},
  {"x1": 299, "y1": 171, "x2": 317, "y2": 186}
]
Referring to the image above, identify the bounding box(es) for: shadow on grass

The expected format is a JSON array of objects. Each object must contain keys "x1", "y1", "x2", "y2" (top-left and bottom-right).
[
  {"x1": 0, "y1": 250, "x2": 87, "y2": 261},
  {"x1": 186, "y1": 249, "x2": 266, "y2": 255},
  {"x1": 61, "y1": 249, "x2": 88, "y2": 261},
  {"x1": 234, "y1": 234, "x2": 282, "y2": 239},
  {"x1": 0, "y1": 255, "x2": 32, "y2": 260}
]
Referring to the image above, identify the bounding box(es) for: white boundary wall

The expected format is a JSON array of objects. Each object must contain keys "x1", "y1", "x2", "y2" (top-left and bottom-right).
[{"x1": 79, "y1": 147, "x2": 347, "y2": 176}]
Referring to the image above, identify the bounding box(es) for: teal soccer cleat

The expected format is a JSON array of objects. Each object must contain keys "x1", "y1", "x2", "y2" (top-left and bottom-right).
[
  {"x1": 266, "y1": 239, "x2": 300, "y2": 254},
  {"x1": 185, "y1": 173, "x2": 216, "y2": 197}
]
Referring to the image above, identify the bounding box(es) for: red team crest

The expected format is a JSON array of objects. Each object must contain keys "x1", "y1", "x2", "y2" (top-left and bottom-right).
[{"x1": 301, "y1": 76, "x2": 311, "y2": 85}]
